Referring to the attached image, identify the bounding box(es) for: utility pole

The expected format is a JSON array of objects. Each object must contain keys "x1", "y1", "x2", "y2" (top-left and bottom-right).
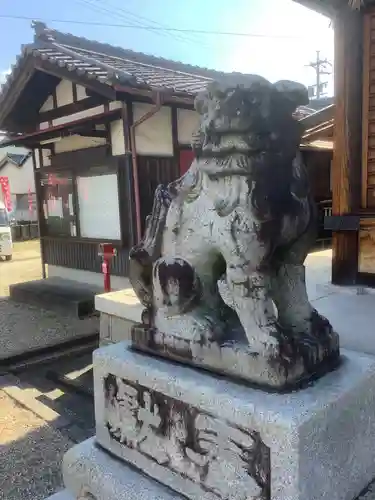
[{"x1": 306, "y1": 51, "x2": 332, "y2": 100}]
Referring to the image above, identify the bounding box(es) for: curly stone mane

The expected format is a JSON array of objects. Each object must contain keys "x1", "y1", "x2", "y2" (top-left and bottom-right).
[{"x1": 189, "y1": 78, "x2": 310, "y2": 224}]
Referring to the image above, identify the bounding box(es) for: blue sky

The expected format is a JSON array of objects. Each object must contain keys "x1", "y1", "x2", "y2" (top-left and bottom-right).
[{"x1": 0, "y1": 0, "x2": 334, "y2": 93}]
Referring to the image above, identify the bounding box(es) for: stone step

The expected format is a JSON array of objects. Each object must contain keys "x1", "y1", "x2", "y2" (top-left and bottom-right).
[
  {"x1": 44, "y1": 490, "x2": 74, "y2": 500},
  {"x1": 9, "y1": 277, "x2": 102, "y2": 318},
  {"x1": 62, "y1": 437, "x2": 183, "y2": 500}
]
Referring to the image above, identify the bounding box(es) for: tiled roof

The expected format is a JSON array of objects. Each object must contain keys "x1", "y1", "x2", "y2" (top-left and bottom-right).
[
  {"x1": 6, "y1": 153, "x2": 31, "y2": 166},
  {"x1": 0, "y1": 152, "x2": 31, "y2": 169},
  {"x1": 32, "y1": 44, "x2": 213, "y2": 94},
  {"x1": 0, "y1": 21, "x2": 319, "y2": 122},
  {"x1": 2, "y1": 22, "x2": 245, "y2": 98}
]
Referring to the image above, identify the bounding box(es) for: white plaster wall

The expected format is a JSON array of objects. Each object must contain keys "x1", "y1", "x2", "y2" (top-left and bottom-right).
[
  {"x1": 40, "y1": 80, "x2": 89, "y2": 112},
  {"x1": 47, "y1": 265, "x2": 131, "y2": 291},
  {"x1": 109, "y1": 101, "x2": 123, "y2": 111},
  {"x1": 53, "y1": 105, "x2": 105, "y2": 126},
  {"x1": 54, "y1": 135, "x2": 107, "y2": 154},
  {"x1": 0, "y1": 157, "x2": 35, "y2": 194},
  {"x1": 133, "y1": 103, "x2": 173, "y2": 156},
  {"x1": 40, "y1": 94, "x2": 54, "y2": 112},
  {"x1": 76, "y1": 84, "x2": 88, "y2": 101},
  {"x1": 56, "y1": 79, "x2": 74, "y2": 107},
  {"x1": 177, "y1": 108, "x2": 200, "y2": 145},
  {"x1": 110, "y1": 119, "x2": 126, "y2": 155}
]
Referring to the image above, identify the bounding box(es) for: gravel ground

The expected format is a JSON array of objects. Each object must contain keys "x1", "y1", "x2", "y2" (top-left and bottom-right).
[
  {"x1": 0, "y1": 240, "x2": 97, "y2": 499},
  {"x1": 0, "y1": 240, "x2": 98, "y2": 359},
  {"x1": 0, "y1": 390, "x2": 73, "y2": 500}
]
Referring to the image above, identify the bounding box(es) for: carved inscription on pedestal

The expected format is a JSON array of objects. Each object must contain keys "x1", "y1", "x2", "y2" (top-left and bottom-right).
[{"x1": 103, "y1": 374, "x2": 270, "y2": 500}]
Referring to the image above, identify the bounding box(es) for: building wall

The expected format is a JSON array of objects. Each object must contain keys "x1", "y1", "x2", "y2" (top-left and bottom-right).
[
  {"x1": 35, "y1": 78, "x2": 200, "y2": 284},
  {"x1": 0, "y1": 157, "x2": 35, "y2": 195},
  {"x1": 130, "y1": 103, "x2": 199, "y2": 156},
  {"x1": 133, "y1": 103, "x2": 173, "y2": 156},
  {"x1": 177, "y1": 108, "x2": 200, "y2": 145},
  {"x1": 0, "y1": 156, "x2": 37, "y2": 221},
  {"x1": 362, "y1": 10, "x2": 375, "y2": 210},
  {"x1": 40, "y1": 79, "x2": 88, "y2": 112},
  {"x1": 47, "y1": 265, "x2": 131, "y2": 290}
]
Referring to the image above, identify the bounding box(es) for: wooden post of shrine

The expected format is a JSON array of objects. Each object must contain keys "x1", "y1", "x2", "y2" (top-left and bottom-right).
[{"x1": 331, "y1": 7, "x2": 363, "y2": 285}]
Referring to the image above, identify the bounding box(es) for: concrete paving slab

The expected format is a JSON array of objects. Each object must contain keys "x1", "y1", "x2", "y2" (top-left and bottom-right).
[
  {"x1": 306, "y1": 250, "x2": 375, "y2": 357},
  {"x1": 43, "y1": 490, "x2": 73, "y2": 500}
]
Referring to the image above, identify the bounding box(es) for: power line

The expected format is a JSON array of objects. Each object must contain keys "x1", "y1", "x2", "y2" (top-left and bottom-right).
[
  {"x1": 73, "y1": 0, "x2": 212, "y2": 49},
  {"x1": 0, "y1": 13, "x2": 311, "y2": 39},
  {"x1": 83, "y1": 0, "x2": 210, "y2": 47}
]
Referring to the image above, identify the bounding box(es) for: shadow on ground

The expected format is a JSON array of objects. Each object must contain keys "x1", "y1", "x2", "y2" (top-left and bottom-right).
[{"x1": 0, "y1": 390, "x2": 73, "y2": 500}]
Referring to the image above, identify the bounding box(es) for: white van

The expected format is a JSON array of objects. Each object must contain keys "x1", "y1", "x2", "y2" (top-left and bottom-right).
[{"x1": 0, "y1": 201, "x2": 12, "y2": 261}]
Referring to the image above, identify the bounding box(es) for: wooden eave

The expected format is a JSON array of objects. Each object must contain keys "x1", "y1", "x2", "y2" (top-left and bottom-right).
[
  {"x1": 0, "y1": 107, "x2": 121, "y2": 148},
  {"x1": 293, "y1": 0, "x2": 375, "y2": 17},
  {"x1": 0, "y1": 58, "x2": 118, "y2": 134},
  {"x1": 292, "y1": 0, "x2": 338, "y2": 17},
  {"x1": 113, "y1": 84, "x2": 194, "y2": 108},
  {"x1": 303, "y1": 119, "x2": 334, "y2": 139},
  {"x1": 0, "y1": 50, "x2": 197, "y2": 134}
]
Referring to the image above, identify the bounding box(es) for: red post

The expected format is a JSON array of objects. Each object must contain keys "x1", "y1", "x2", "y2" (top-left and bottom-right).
[
  {"x1": 102, "y1": 259, "x2": 111, "y2": 292},
  {"x1": 99, "y1": 243, "x2": 116, "y2": 293}
]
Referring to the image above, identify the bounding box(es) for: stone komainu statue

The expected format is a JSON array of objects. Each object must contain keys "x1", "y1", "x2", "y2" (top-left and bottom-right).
[{"x1": 129, "y1": 75, "x2": 339, "y2": 390}]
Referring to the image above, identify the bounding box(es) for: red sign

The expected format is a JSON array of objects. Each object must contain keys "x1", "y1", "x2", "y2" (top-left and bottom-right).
[{"x1": 0, "y1": 176, "x2": 12, "y2": 212}]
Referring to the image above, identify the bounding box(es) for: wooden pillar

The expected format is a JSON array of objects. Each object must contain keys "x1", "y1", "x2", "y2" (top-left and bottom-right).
[
  {"x1": 32, "y1": 148, "x2": 47, "y2": 279},
  {"x1": 331, "y1": 8, "x2": 363, "y2": 285}
]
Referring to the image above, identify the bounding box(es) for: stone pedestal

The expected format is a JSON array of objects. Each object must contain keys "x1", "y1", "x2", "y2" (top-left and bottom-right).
[
  {"x1": 61, "y1": 437, "x2": 183, "y2": 500},
  {"x1": 45, "y1": 341, "x2": 375, "y2": 500},
  {"x1": 92, "y1": 342, "x2": 375, "y2": 500}
]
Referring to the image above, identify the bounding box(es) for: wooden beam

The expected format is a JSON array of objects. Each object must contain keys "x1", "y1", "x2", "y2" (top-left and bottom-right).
[
  {"x1": 121, "y1": 99, "x2": 132, "y2": 152},
  {"x1": 31, "y1": 150, "x2": 47, "y2": 278},
  {"x1": 39, "y1": 95, "x2": 107, "y2": 123},
  {"x1": 171, "y1": 106, "x2": 179, "y2": 172},
  {"x1": 72, "y1": 83, "x2": 78, "y2": 103},
  {"x1": 331, "y1": 8, "x2": 363, "y2": 285},
  {"x1": 1, "y1": 108, "x2": 121, "y2": 148},
  {"x1": 361, "y1": 11, "x2": 371, "y2": 208},
  {"x1": 114, "y1": 85, "x2": 195, "y2": 109}
]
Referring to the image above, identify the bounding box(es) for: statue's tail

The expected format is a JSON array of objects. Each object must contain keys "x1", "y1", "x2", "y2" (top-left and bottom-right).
[{"x1": 129, "y1": 185, "x2": 171, "y2": 309}]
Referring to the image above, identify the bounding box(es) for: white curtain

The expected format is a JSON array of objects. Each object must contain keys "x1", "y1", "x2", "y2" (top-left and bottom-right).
[{"x1": 77, "y1": 173, "x2": 121, "y2": 240}]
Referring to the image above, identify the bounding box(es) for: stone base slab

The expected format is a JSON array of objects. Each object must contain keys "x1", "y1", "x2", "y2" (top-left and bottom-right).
[
  {"x1": 44, "y1": 490, "x2": 74, "y2": 500},
  {"x1": 62, "y1": 437, "x2": 183, "y2": 500},
  {"x1": 94, "y1": 342, "x2": 375, "y2": 500},
  {"x1": 131, "y1": 322, "x2": 340, "y2": 391}
]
